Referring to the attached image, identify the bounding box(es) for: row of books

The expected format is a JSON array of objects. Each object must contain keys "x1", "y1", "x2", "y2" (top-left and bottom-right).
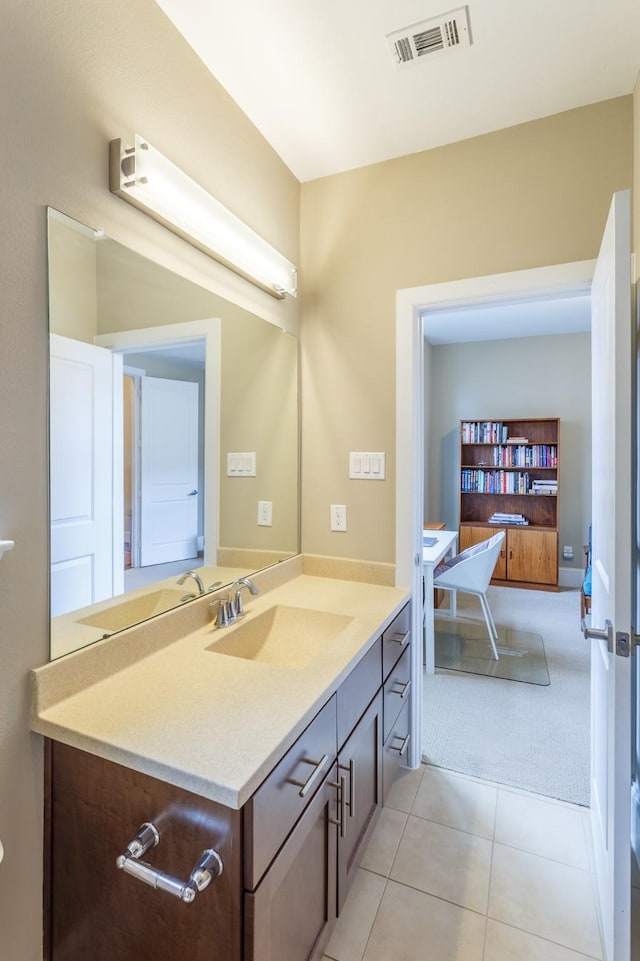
[
  {"x1": 460, "y1": 421, "x2": 508, "y2": 444},
  {"x1": 487, "y1": 512, "x2": 529, "y2": 526},
  {"x1": 460, "y1": 469, "x2": 531, "y2": 494},
  {"x1": 488, "y1": 444, "x2": 558, "y2": 468}
]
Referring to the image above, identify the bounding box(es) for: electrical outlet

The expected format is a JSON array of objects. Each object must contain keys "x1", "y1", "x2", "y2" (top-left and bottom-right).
[
  {"x1": 562, "y1": 545, "x2": 574, "y2": 560},
  {"x1": 257, "y1": 500, "x2": 273, "y2": 526},
  {"x1": 330, "y1": 504, "x2": 347, "y2": 532}
]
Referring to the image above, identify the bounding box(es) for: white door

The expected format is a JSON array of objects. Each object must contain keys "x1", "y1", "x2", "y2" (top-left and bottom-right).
[
  {"x1": 50, "y1": 335, "x2": 114, "y2": 616},
  {"x1": 587, "y1": 189, "x2": 632, "y2": 961},
  {"x1": 140, "y1": 376, "x2": 199, "y2": 566}
]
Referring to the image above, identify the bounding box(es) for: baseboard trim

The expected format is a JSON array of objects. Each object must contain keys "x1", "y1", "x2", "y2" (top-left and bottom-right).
[{"x1": 559, "y1": 566, "x2": 583, "y2": 589}]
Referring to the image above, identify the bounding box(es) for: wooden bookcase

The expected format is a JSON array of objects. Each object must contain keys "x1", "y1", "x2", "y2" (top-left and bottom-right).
[{"x1": 459, "y1": 418, "x2": 559, "y2": 590}]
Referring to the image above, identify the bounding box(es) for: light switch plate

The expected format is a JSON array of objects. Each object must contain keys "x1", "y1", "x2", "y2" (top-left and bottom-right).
[
  {"x1": 349, "y1": 452, "x2": 385, "y2": 480},
  {"x1": 227, "y1": 452, "x2": 256, "y2": 476}
]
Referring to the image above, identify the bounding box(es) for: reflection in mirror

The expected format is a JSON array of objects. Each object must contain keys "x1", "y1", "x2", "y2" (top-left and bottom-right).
[{"x1": 48, "y1": 209, "x2": 299, "y2": 659}]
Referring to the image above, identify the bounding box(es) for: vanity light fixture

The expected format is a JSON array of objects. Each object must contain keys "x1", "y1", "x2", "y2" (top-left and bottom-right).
[{"x1": 109, "y1": 135, "x2": 297, "y2": 299}]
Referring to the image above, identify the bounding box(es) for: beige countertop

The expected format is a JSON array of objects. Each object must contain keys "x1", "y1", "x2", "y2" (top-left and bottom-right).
[{"x1": 32, "y1": 561, "x2": 409, "y2": 809}]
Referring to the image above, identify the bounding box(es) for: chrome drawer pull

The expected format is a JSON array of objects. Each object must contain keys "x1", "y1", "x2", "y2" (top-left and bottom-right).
[
  {"x1": 390, "y1": 679, "x2": 412, "y2": 699},
  {"x1": 287, "y1": 754, "x2": 330, "y2": 798},
  {"x1": 329, "y1": 775, "x2": 346, "y2": 838},
  {"x1": 389, "y1": 733, "x2": 411, "y2": 757},
  {"x1": 116, "y1": 822, "x2": 223, "y2": 904},
  {"x1": 389, "y1": 630, "x2": 410, "y2": 646},
  {"x1": 338, "y1": 758, "x2": 355, "y2": 820}
]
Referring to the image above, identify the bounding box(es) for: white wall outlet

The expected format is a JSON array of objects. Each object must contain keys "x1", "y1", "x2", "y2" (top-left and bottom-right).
[
  {"x1": 330, "y1": 504, "x2": 347, "y2": 531},
  {"x1": 257, "y1": 500, "x2": 273, "y2": 526}
]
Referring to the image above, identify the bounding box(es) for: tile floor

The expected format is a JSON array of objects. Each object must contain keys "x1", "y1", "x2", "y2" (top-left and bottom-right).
[{"x1": 323, "y1": 764, "x2": 604, "y2": 961}]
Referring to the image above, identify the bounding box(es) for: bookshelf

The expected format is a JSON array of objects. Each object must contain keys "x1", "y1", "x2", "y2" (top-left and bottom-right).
[{"x1": 459, "y1": 418, "x2": 559, "y2": 589}]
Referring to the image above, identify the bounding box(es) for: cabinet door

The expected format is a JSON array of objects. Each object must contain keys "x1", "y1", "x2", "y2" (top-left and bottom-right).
[
  {"x1": 337, "y1": 691, "x2": 383, "y2": 911},
  {"x1": 244, "y1": 767, "x2": 338, "y2": 961},
  {"x1": 507, "y1": 528, "x2": 557, "y2": 585},
  {"x1": 460, "y1": 525, "x2": 507, "y2": 579},
  {"x1": 49, "y1": 742, "x2": 242, "y2": 961}
]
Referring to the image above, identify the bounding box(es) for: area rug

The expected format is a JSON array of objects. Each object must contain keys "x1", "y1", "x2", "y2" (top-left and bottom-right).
[
  {"x1": 435, "y1": 617, "x2": 550, "y2": 685},
  {"x1": 423, "y1": 587, "x2": 590, "y2": 805}
]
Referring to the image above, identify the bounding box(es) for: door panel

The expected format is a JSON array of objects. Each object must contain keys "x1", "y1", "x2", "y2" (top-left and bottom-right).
[
  {"x1": 460, "y1": 526, "x2": 507, "y2": 579},
  {"x1": 140, "y1": 377, "x2": 199, "y2": 566},
  {"x1": 589, "y1": 189, "x2": 632, "y2": 961},
  {"x1": 507, "y1": 528, "x2": 557, "y2": 585},
  {"x1": 50, "y1": 335, "x2": 114, "y2": 616},
  {"x1": 337, "y1": 692, "x2": 382, "y2": 911}
]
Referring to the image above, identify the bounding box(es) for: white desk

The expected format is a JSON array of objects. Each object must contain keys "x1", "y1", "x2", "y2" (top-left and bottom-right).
[{"x1": 423, "y1": 529, "x2": 458, "y2": 674}]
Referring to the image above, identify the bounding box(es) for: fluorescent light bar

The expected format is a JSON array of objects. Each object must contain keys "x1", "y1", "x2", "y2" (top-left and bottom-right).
[{"x1": 109, "y1": 135, "x2": 297, "y2": 299}]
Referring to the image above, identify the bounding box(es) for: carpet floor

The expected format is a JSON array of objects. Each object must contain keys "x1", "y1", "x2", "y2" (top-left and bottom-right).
[{"x1": 422, "y1": 586, "x2": 590, "y2": 806}]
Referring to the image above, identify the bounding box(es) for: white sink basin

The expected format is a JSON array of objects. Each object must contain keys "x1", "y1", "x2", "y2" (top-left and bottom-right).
[
  {"x1": 206, "y1": 605, "x2": 353, "y2": 669},
  {"x1": 77, "y1": 589, "x2": 187, "y2": 633}
]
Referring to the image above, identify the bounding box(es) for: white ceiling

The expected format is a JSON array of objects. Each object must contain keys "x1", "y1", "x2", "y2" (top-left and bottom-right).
[
  {"x1": 155, "y1": 0, "x2": 640, "y2": 182},
  {"x1": 423, "y1": 293, "x2": 591, "y2": 345}
]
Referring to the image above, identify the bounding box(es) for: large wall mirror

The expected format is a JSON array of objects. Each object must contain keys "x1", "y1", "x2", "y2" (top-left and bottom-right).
[{"x1": 48, "y1": 208, "x2": 299, "y2": 659}]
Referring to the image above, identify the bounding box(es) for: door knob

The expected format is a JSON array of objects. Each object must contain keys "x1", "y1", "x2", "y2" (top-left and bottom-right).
[{"x1": 581, "y1": 617, "x2": 613, "y2": 653}]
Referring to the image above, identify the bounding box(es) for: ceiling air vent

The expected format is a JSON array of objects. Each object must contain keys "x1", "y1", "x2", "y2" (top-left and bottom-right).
[{"x1": 386, "y1": 6, "x2": 471, "y2": 65}]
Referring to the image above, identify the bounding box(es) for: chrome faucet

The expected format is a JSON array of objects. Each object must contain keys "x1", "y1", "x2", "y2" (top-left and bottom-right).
[
  {"x1": 230, "y1": 577, "x2": 260, "y2": 618},
  {"x1": 176, "y1": 570, "x2": 205, "y2": 599},
  {"x1": 209, "y1": 577, "x2": 259, "y2": 628}
]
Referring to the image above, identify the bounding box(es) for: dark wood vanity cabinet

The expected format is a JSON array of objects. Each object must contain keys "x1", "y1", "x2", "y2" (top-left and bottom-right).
[
  {"x1": 46, "y1": 741, "x2": 243, "y2": 961},
  {"x1": 45, "y1": 600, "x2": 411, "y2": 961}
]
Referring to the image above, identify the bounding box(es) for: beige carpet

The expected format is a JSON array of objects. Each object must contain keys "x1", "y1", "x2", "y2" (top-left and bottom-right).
[{"x1": 422, "y1": 586, "x2": 590, "y2": 805}]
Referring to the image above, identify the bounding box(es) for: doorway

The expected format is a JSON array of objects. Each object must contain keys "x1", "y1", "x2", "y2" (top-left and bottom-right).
[
  {"x1": 421, "y1": 298, "x2": 592, "y2": 804},
  {"x1": 395, "y1": 259, "x2": 596, "y2": 773}
]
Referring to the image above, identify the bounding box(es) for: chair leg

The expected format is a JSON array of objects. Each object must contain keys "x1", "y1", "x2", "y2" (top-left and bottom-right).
[{"x1": 478, "y1": 593, "x2": 499, "y2": 660}]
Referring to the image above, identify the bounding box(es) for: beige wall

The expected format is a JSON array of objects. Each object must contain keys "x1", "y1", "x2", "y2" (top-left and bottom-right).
[
  {"x1": 300, "y1": 97, "x2": 633, "y2": 563},
  {"x1": 426, "y1": 333, "x2": 591, "y2": 572},
  {"x1": 48, "y1": 217, "x2": 98, "y2": 341},
  {"x1": 0, "y1": 1, "x2": 299, "y2": 957}
]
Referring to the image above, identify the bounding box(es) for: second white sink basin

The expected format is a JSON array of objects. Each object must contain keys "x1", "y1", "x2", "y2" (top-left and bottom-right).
[
  {"x1": 77, "y1": 589, "x2": 187, "y2": 633},
  {"x1": 206, "y1": 605, "x2": 354, "y2": 669}
]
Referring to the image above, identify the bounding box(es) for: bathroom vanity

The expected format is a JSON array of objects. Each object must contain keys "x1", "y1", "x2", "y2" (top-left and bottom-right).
[{"x1": 33, "y1": 562, "x2": 411, "y2": 961}]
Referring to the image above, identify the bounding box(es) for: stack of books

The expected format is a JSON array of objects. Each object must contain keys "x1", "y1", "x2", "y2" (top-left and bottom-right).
[
  {"x1": 531, "y1": 479, "x2": 558, "y2": 495},
  {"x1": 488, "y1": 512, "x2": 529, "y2": 526}
]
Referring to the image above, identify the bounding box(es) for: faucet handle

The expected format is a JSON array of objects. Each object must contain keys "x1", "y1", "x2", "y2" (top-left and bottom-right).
[{"x1": 210, "y1": 595, "x2": 236, "y2": 628}]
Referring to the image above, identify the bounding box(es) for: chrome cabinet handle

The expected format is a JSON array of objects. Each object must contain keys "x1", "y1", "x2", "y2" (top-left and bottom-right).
[
  {"x1": 338, "y1": 758, "x2": 355, "y2": 820},
  {"x1": 287, "y1": 754, "x2": 330, "y2": 798},
  {"x1": 329, "y1": 775, "x2": 347, "y2": 837},
  {"x1": 389, "y1": 733, "x2": 411, "y2": 757},
  {"x1": 390, "y1": 679, "x2": 412, "y2": 699},
  {"x1": 116, "y1": 822, "x2": 223, "y2": 904},
  {"x1": 389, "y1": 630, "x2": 410, "y2": 646}
]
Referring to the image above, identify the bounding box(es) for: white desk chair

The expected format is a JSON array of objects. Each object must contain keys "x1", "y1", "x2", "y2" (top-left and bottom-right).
[{"x1": 432, "y1": 530, "x2": 505, "y2": 660}]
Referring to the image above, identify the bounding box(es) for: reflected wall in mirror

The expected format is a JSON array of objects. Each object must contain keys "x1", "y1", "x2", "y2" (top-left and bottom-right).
[{"x1": 48, "y1": 208, "x2": 299, "y2": 659}]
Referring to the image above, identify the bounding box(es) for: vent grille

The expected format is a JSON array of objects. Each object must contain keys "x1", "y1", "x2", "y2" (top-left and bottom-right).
[{"x1": 387, "y1": 6, "x2": 471, "y2": 65}]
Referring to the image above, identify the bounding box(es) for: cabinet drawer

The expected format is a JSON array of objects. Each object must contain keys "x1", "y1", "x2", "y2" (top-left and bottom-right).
[
  {"x1": 381, "y1": 602, "x2": 411, "y2": 680},
  {"x1": 383, "y1": 644, "x2": 411, "y2": 742},
  {"x1": 382, "y1": 698, "x2": 410, "y2": 805},
  {"x1": 244, "y1": 696, "x2": 337, "y2": 890},
  {"x1": 336, "y1": 638, "x2": 381, "y2": 750}
]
